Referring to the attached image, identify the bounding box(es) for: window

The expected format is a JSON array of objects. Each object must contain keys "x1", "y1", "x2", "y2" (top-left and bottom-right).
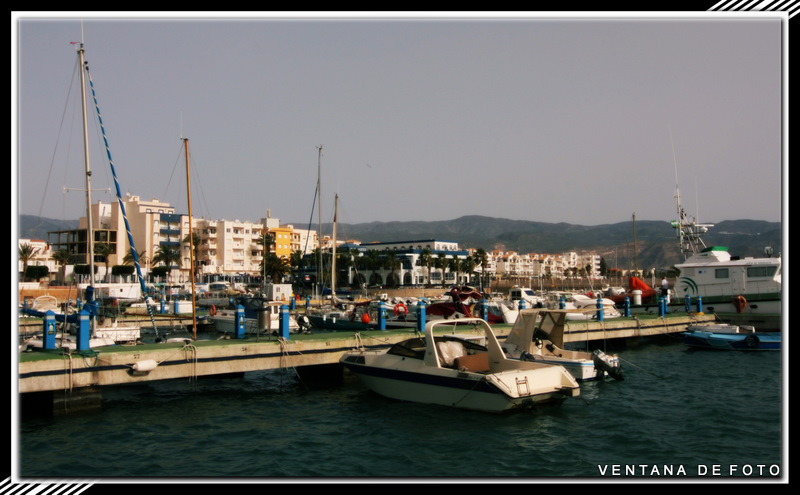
[
  {"x1": 714, "y1": 268, "x2": 729, "y2": 279},
  {"x1": 747, "y1": 266, "x2": 777, "y2": 278}
]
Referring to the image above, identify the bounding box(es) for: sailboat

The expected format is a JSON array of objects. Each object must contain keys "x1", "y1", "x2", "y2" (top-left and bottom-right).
[
  {"x1": 303, "y1": 193, "x2": 375, "y2": 331},
  {"x1": 22, "y1": 41, "x2": 157, "y2": 349}
]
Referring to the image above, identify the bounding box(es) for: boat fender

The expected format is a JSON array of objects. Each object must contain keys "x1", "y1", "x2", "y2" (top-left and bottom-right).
[
  {"x1": 210, "y1": 304, "x2": 217, "y2": 316},
  {"x1": 394, "y1": 303, "x2": 408, "y2": 316},
  {"x1": 129, "y1": 359, "x2": 159, "y2": 376},
  {"x1": 745, "y1": 333, "x2": 759, "y2": 349}
]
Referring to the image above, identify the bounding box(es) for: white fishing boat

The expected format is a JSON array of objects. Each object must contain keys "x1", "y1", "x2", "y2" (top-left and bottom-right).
[
  {"x1": 670, "y1": 150, "x2": 781, "y2": 330},
  {"x1": 501, "y1": 309, "x2": 624, "y2": 382},
  {"x1": 340, "y1": 318, "x2": 580, "y2": 413}
]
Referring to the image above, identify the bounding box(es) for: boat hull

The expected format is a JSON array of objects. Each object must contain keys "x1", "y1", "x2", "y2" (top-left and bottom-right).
[
  {"x1": 681, "y1": 330, "x2": 781, "y2": 351},
  {"x1": 341, "y1": 351, "x2": 578, "y2": 413}
]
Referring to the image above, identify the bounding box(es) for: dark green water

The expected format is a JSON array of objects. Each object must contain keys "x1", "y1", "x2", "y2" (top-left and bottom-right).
[{"x1": 15, "y1": 337, "x2": 784, "y2": 482}]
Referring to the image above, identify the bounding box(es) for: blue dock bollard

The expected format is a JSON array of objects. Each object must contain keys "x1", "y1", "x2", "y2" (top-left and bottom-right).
[
  {"x1": 77, "y1": 308, "x2": 92, "y2": 351},
  {"x1": 658, "y1": 296, "x2": 666, "y2": 317},
  {"x1": 416, "y1": 300, "x2": 426, "y2": 333},
  {"x1": 696, "y1": 296, "x2": 703, "y2": 314},
  {"x1": 480, "y1": 299, "x2": 488, "y2": 321},
  {"x1": 518, "y1": 299, "x2": 526, "y2": 311},
  {"x1": 305, "y1": 296, "x2": 311, "y2": 309},
  {"x1": 43, "y1": 311, "x2": 57, "y2": 350},
  {"x1": 160, "y1": 298, "x2": 166, "y2": 314},
  {"x1": 279, "y1": 304, "x2": 290, "y2": 340},
  {"x1": 173, "y1": 299, "x2": 180, "y2": 315},
  {"x1": 596, "y1": 296, "x2": 604, "y2": 321},
  {"x1": 378, "y1": 301, "x2": 387, "y2": 331},
  {"x1": 234, "y1": 304, "x2": 246, "y2": 339},
  {"x1": 559, "y1": 296, "x2": 566, "y2": 309},
  {"x1": 684, "y1": 295, "x2": 692, "y2": 313},
  {"x1": 624, "y1": 296, "x2": 631, "y2": 317}
]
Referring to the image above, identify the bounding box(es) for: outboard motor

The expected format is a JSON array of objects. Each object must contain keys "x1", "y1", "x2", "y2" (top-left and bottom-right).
[{"x1": 592, "y1": 349, "x2": 624, "y2": 381}]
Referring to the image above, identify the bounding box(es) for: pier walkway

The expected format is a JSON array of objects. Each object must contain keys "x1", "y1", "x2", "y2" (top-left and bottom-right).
[{"x1": 18, "y1": 312, "x2": 716, "y2": 404}]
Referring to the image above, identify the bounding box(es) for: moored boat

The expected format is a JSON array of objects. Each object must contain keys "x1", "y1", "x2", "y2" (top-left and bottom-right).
[
  {"x1": 681, "y1": 323, "x2": 780, "y2": 351},
  {"x1": 340, "y1": 318, "x2": 580, "y2": 413},
  {"x1": 501, "y1": 309, "x2": 624, "y2": 381}
]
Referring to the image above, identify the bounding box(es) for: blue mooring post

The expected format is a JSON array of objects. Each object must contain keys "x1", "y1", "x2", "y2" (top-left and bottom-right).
[
  {"x1": 685, "y1": 295, "x2": 692, "y2": 313},
  {"x1": 624, "y1": 296, "x2": 631, "y2": 317},
  {"x1": 518, "y1": 299, "x2": 526, "y2": 311},
  {"x1": 234, "y1": 304, "x2": 245, "y2": 339},
  {"x1": 173, "y1": 299, "x2": 180, "y2": 315},
  {"x1": 279, "y1": 305, "x2": 290, "y2": 340},
  {"x1": 559, "y1": 297, "x2": 566, "y2": 309},
  {"x1": 696, "y1": 296, "x2": 703, "y2": 314},
  {"x1": 290, "y1": 297, "x2": 296, "y2": 311},
  {"x1": 658, "y1": 297, "x2": 665, "y2": 317},
  {"x1": 596, "y1": 296, "x2": 604, "y2": 321},
  {"x1": 160, "y1": 298, "x2": 165, "y2": 314},
  {"x1": 77, "y1": 308, "x2": 91, "y2": 351},
  {"x1": 417, "y1": 300, "x2": 426, "y2": 333},
  {"x1": 480, "y1": 299, "x2": 488, "y2": 321},
  {"x1": 305, "y1": 296, "x2": 311, "y2": 309},
  {"x1": 43, "y1": 310, "x2": 57, "y2": 350},
  {"x1": 378, "y1": 301, "x2": 386, "y2": 330}
]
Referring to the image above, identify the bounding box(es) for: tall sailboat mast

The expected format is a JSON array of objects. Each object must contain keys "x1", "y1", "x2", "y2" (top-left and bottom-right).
[
  {"x1": 77, "y1": 43, "x2": 96, "y2": 290},
  {"x1": 183, "y1": 138, "x2": 198, "y2": 339},
  {"x1": 316, "y1": 145, "x2": 323, "y2": 298},
  {"x1": 331, "y1": 193, "x2": 338, "y2": 301}
]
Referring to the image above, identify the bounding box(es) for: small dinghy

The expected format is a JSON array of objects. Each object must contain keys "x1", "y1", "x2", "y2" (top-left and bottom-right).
[{"x1": 682, "y1": 324, "x2": 780, "y2": 351}]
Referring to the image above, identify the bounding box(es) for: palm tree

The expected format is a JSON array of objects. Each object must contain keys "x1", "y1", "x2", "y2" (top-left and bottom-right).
[
  {"x1": 419, "y1": 248, "x2": 433, "y2": 286},
  {"x1": 383, "y1": 250, "x2": 401, "y2": 287},
  {"x1": 18, "y1": 243, "x2": 39, "y2": 282},
  {"x1": 364, "y1": 249, "x2": 383, "y2": 287},
  {"x1": 94, "y1": 242, "x2": 113, "y2": 283},
  {"x1": 448, "y1": 257, "x2": 463, "y2": 286},
  {"x1": 435, "y1": 252, "x2": 449, "y2": 288},
  {"x1": 52, "y1": 249, "x2": 71, "y2": 284},
  {"x1": 461, "y1": 256, "x2": 476, "y2": 286},
  {"x1": 262, "y1": 253, "x2": 290, "y2": 283},
  {"x1": 473, "y1": 248, "x2": 489, "y2": 289},
  {"x1": 153, "y1": 245, "x2": 181, "y2": 281}
]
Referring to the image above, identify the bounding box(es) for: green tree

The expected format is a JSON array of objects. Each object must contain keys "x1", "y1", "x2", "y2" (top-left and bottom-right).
[
  {"x1": 419, "y1": 248, "x2": 433, "y2": 286},
  {"x1": 262, "y1": 253, "x2": 290, "y2": 283},
  {"x1": 94, "y1": 242, "x2": 113, "y2": 282},
  {"x1": 52, "y1": 248, "x2": 71, "y2": 284},
  {"x1": 472, "y1": 248, "x2": 489, "y2": 289},
  {"x1": 18, "y1": 243, "x2": 39, "y2": 282}
]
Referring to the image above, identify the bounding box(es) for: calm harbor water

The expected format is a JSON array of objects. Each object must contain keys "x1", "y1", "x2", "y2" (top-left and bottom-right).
[{"x1": 15, "y1": 335, "x2": 785, "y2": 482}]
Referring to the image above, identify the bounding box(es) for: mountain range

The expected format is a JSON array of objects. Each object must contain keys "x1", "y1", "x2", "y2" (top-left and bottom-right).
[{"x1": 19, "y1": 214, "x2": 782, "y2": 271}]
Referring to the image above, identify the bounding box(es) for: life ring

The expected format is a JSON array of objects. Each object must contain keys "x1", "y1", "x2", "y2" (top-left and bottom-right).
[
  {"x1": 393, "y1": 303, "x2": 408, "y2": 316},
  {"x1": 733, "y1": 295, "x2": 747, "y2": 313},
  {"x1": 744, "y1": 333, "x2": 759, "y2": 349},
  {"x1": 209, "y1": 304, "x2": 217, "y2": 316}
]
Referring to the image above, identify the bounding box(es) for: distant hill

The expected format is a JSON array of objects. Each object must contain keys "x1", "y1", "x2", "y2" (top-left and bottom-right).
[{"x1": 19, "y1": 214, "x2": 781, "y2": 271}]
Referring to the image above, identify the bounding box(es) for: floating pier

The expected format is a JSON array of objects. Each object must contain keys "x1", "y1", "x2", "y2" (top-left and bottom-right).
[{"x1": 18, "y1": 312, "x2": 716, "y2": 415}]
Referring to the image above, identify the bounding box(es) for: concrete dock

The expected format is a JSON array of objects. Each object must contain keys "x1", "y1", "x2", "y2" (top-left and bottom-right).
[{"x1": 18, "y1": 312, "x2": 717, "y2": 409}]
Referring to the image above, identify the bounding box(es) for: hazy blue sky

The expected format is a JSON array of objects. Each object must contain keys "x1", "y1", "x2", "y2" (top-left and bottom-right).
[{"x1": 13, "y1": 13, "x2": 786, "y2": 229}]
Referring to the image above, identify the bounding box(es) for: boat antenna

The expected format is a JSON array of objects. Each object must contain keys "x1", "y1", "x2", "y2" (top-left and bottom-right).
[{"x1": 668, "y1": 127, "x2": 713, "y2": 259}]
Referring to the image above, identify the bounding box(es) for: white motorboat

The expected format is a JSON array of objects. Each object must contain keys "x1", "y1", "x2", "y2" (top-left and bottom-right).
[
  {"x1": 501, "y1": 309, "x2": 624, "y2": 382},
  {"x1": 340, "y1": 318, "x2": 580, "y2": 413}
]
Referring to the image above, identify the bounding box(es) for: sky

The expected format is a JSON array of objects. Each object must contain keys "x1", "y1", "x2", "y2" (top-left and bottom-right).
[{"x1": 13, "y1": 12, "x2": 786, "y2": 230}]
